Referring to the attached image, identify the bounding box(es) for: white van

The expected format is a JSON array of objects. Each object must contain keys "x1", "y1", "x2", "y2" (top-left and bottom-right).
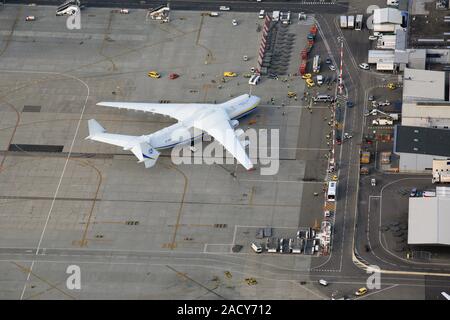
[
  {"x1": 313, "y1": 94, "x2": 334, "y2": 102},
  {"x1": 387, "y1": 0, "x2": 399, "y2": 7},
  {"x1": 319, "y1": 279, "x2": 328, "y2": 286},
  {"x1": 210, "y1": 12, "x2": 219, "y2": 17},
  {"x1": 251, "y1": 242, "x2": 262, "y2": 253},
  {"x1": 259, "y1": 10, "x2": 265, "y2": 19}
]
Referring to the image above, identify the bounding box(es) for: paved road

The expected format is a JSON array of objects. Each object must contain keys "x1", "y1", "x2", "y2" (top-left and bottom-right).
[{"x1": 6, "y1": 0, "x2": 349, "y2": 13}]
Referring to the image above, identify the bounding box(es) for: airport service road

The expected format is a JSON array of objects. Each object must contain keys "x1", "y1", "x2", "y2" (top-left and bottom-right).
[
  {"x1": 307, "y1": 12, "x2": 404, "y2": 278},
  {"x1": 8, "y1": 0, "x2": 348, "y2": 14},
  {"x1": 305, "y1": 12, "x2": 372, "y2": 276},
  {"x1": 1, "y1": 247, "x2": 449, "y2": 299}
]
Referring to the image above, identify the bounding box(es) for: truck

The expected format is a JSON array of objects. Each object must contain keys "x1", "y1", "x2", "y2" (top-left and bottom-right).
[
  {"x1": 360, "y1": 151, "x2": 371, "y2": 164},
  {"x1": 340, "y1": 15, "x2": 347, "y2": 28},
  {"x1": 381, "y1": 152, "x2": 391, "y2": 164},
  {"x1": 372, "y1": 118, "x2": 394, "y2": 126},
  {"x1": 299, "y1": 61, "x2": 307, "y2": 75},
  {"x1": 365, "y1": 109, "x2": 399, "y2": 121},
  {"x1": 355, "y1": 14, "x2": 363, "y2": 30},
  {"x1": 433, "y1": 172, "x2": 450, "y2": 184},
  {"x1": 347, "y1": 15, "x2": 355, "y2": 29},
  {"x1": 272, "y1": 10, "x2": 280, "y2": 21},
  {"x1": 301, "y1": 49, "x2": 308, "y2": 60},
  {"x1": 280, "y1": 11, "x2": 291, "y2": 25},
  {"x1": 313, "y1": 55, "x2": 321, "y2": 73}
]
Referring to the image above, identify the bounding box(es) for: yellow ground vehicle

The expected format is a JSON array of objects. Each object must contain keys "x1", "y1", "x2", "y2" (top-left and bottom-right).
[
  {"x1": 355, "y1": 287, "x2": 367, "y2": 296},
  {"x1": 223, "y1": 71, "x2": 237, "y2": 77},
  {"x1": 387, "y1": 83, "x2": 396, "y2": 90},
  {"x1": 148, "y1": 71, "x2": 161, "y2": 78},
  {"x1": 287, "y1": 91, "x2": 297, "y2": 98},
  {"x1": 306, "y1": 78, "x2": 315, "y2": 87},
  {"x1": 302, "y1": 73, "x2": 312, "y2": 79},
  {"x1": 360, "y1": 151, "x2": 370, "y2": 164}
]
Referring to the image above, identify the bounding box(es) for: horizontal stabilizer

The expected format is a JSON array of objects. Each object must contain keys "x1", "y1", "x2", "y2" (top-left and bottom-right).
[{"x1": 86, "y1": 119, "x2": 106, "y2": 139}]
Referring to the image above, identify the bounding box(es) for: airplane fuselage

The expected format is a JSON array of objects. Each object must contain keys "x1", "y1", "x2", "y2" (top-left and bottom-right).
[{"x1": 147, "y1": 94, "x2": 260, "y2": 150}]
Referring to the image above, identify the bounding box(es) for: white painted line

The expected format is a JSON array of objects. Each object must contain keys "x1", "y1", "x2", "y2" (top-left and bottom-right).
[{"x1": 1, "y1": 70, "x2": 90, "y2": 300}]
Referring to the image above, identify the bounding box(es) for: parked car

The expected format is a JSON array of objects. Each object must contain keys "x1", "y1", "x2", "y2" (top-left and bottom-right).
[
  {"x1": 410, "y1": 188, "x2": 417, "y2": 197},
  {"x1": 223, "y1": 71, "x2": 237, "y2": 77},
  {"x1": 119, "y1": 9, "x2": 129, "y2": 14},
  {"x1": 368, "y1": 35, "x2": 378, "y2": 40},
  {"x1": 25, "y1": 15, "x2": 36, "y2": 21},
  {"x1": 232, "y1": 19, "x2": 238, "y2": 26},
  {"x1": 355, "y1": 287, "x2": 368, "y2": 296},
  {"x1": 169, "y1": 73, "x2": 179, "y2": 80},
  {"x1": 368, "y1": 95, "x2": 374, "y2": 101},
  {"x1": 302, "y1": 73, "x2": 312, "y2": 79},
  {"x1": 329, "y1": 65, "x2": 336, "y2": 71},
  {"x1": 148, "y1": 71, "x2": 161, "y2": 78},
  {"x1": 371, "y1": 178, "x2": 376, "y2": 186},
  {"x1": 387, "y1": 82, "x2": 397, "y2": 90},
  {"x1": 248, "y1": 74, "x2": 261, "y2": 85},
  {"x1": 306, "y1": 78, "x2": 315, "y2": 87},
  {"x1": 359, "y1": 63, "x2": 370, "y2": 70}
]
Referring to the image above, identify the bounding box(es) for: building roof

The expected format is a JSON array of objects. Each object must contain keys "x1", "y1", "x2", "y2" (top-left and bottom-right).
[
  {"x1": 395, "y1": 50, "x2": 409, "y2": 63},
  {"x1": 408, "y1": 196, "x2": 450, "y2": 245},
  {"x1": 394, "y1": 125, "x2": 450, "y2": 157},
  {"x1": 403, "y1": 68, "x2": 446, "y2": 102},
  {"x1": 407, "y1": 49, "x2": 426, "y2": 69},
  {"x1": 395, "y1": 26, "x2": 407, "y2": 50},
  {"x1": 373, "y1": 8, "x2": 403, "y2": 25},
  {"x1": 368, "y1": 50, "x2": 395, "y2": 64}
]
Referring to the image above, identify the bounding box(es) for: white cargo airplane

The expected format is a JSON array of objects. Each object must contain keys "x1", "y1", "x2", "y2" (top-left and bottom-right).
[{"x1": 86, "y1": 94, "x2": 260, "y2": 170}]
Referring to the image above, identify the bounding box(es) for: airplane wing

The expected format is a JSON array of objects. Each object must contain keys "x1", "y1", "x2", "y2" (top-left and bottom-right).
[
  {"x1": 96, "y1": 102, "x2": 207, "y2": 122},
  {"x1": 191, "y1": 109, "x2": 253, "y2": 170}
]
